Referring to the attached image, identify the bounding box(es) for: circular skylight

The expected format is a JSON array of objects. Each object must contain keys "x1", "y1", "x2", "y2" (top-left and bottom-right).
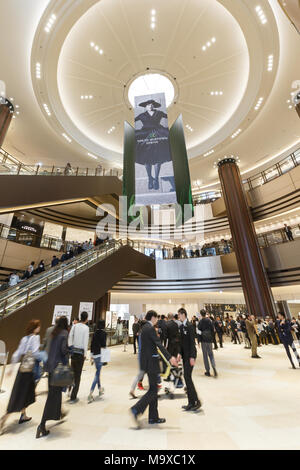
[{"x1": 128, "y1": 73, "x2": 175, "y2": 108}]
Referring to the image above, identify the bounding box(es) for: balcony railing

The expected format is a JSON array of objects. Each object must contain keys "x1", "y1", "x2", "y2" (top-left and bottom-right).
[
  {"x1": 192, "y1": 147, "x2": 300, "y2": 201},
  {"x1": 0, "y1": 148, "x2": 122, "y2": 178}
]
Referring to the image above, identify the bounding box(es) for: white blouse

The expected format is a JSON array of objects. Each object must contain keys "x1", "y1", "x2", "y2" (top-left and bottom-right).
[{"x1": 12, "y1": 334, "x2": 40, "y2": 363}]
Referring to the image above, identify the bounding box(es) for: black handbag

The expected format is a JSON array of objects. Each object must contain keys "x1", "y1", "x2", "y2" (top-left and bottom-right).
[{"x1": 50, "y1": 363, "x2": 74, "y2": 387}]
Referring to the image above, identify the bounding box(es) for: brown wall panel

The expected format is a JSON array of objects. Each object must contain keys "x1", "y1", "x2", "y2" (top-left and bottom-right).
[{"x1": 0, "y1": 175, "x2": 122, "y2": 213}]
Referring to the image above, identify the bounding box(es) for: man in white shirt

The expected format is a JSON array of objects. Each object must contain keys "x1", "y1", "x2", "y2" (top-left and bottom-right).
[{"x1": 68, "y1": 311, "x2": 89, "y2": 403}]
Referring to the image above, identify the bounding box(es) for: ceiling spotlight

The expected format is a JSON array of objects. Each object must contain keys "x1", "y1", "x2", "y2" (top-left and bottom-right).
[
  {"x1": 211, "y1": 37, "x2": 216, "y2": 43},
  {"x1": 206, "y1": 41, "x2": 211, "y2": 47},
  {"x1": 151, "y1": 9, "x2": 156, "y2": 15},
  {"x1": 90, "y1": 42, "x2": 95, "y2": 47},
  {"x1": 202, "y1": 46, "x2": 206, "y2": 51},
  {"x1": 62, "y1": 133, "x2": 72, "y2": 143},
  {"x1": 88, "y1": 153, "x2": 98, "y2": 159}
]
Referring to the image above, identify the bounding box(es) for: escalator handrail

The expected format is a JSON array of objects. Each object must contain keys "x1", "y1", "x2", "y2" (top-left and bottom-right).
[{"x1": 0, "y1": 240, "x2": 123, "y2": 314}]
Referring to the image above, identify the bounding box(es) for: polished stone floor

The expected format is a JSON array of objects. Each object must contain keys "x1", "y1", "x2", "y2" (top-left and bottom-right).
[{"x1": 1, "y1": 339, "x2": 300, "y2": 450}]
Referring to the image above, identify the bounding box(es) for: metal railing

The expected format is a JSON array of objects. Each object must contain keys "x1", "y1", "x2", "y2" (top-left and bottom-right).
[
  {"x1": 0, "y1": 148, "x2": 122, "y2": 178},
  {"x1": 0, "y1": 239, "x2": 122, "y2": 320},
  {"x1": 125, "y1": 224, "x2": 300, "y2": 259},
  {"x1": 243, "y1": 148, "x2": 300, "y2": 190},
  {"x1": 192, "y1": 147, "x2": 300, "y2": 200}
]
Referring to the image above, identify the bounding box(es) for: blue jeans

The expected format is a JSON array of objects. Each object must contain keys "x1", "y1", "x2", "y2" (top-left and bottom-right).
[{"x1": 90, "y1": 357, "x2": 103, "y2": 392}]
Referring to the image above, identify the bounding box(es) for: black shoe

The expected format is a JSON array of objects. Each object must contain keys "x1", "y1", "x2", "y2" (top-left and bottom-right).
[
  {"x1": 19, "y1": 415, "x2": 32, "y2": 424},
  {"x1": 182, "y1": 404, "x2": 194, "y2": 411},
  {"x1": 129, "y1": 408, "x2": 141, "y2": 428},
  {"x1": 204, "y1": 372, "x2": 211, "y2": 377},
  {"x1": 191, "y1": 400, "x2": 202, "y2": 411},
  {"x1": 292, "y1": 364, "x2": 296, "y2": 369},
  {"x1": 36, "y1": 425, "x2": 50, "y2": 439},
  {"x1": 251, "y1": 355, "x2": 261, "y2": 358},
  {"x1": 148, "y1": 418, "x2": 166, "y2": 424},
  {"x1": 213, "y1": 367, "x2": 218, "y2": 377}
]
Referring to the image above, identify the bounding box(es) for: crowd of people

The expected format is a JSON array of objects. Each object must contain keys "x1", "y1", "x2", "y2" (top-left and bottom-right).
[
  {"x1": 148, "y1": 239, "x2": 233, "y2": 260},
  {"x1": 1, "y1": 307, "x2": 300, "y2": 437},
  {"x1": 0, "y1": 312, "x2": 107, "y2": 437}
]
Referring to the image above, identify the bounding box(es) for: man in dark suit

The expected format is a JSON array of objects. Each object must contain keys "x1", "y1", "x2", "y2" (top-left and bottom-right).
[
  {"x1": 130, "y1": 310, "x2": 178, "y2": 428},
  {"x1": 157, "y1": 315, "x2": 167, "y2": 346},
  {"x1": 178, "y1": 308, "x2": 201, "y2": 411},
  {"x1": 166, "y1": 313, "x2": 180, "y2": 357}
]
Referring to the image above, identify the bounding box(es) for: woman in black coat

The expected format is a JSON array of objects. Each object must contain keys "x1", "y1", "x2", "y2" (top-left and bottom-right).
[{"x1": 36, "y1": 316, "x2": 69, "y2": 438}]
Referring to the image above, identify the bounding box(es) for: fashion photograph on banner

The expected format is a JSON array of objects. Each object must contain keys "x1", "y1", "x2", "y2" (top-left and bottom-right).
[{"x1": 134, "y1": 92, "x2": 177, "y2": 206}]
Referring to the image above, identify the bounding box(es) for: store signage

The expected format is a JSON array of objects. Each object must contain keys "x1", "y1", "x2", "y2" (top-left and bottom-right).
[
  {"x1": 52, "y1": 305, "x2": 72, "y2": 325},
  {"x1": 20, "y1": 225, "x2": 37, "y2": 233},
  {"x1": 79, "y1": 302, "x2": 94, "y2": 321}
]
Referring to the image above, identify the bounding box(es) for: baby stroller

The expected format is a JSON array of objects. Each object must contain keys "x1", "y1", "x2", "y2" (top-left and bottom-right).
[{"x1": 158, "y1": 348, "x2": 184, "y2": 399}]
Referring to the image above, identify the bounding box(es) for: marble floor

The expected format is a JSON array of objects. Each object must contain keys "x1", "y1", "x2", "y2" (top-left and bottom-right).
[{"x1": 1, "y1": 340, "x2": 300, "y2": 450}]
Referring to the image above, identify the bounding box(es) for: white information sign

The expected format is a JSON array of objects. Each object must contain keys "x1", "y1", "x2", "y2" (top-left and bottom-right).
[
  {"x1": 79, "y1": 302, "x2": 94, "y2": 321},
  {"x1": 52, "y1": 305, "x2": 72, "y2": 325}
]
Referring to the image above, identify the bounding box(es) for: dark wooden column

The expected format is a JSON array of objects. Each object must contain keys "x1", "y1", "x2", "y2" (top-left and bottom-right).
[
  {"x1": 217, "y1": 157, "x2": 277, "y2": 319},
  {"x1": 0, "y1": 98, "x2": 14, "y2": 147},
  {"x1": 94, "y1": 292, "x2": 111, "y2": 323}
]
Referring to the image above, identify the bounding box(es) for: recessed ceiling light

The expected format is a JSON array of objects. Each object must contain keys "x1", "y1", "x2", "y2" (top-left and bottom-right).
[
  {"x1": 44, "y1": 13, "x2": 56, "y2": 33},
  {"x1": 267, "y1": 55, "x2": 273, "y2": 71},
  {"x1": 255, "y1": 5, "x2": 267, "y2": 24},
  {"x1": 231, "y1": 129, "x2": 242, "y2": 139},
  {"x1": 90, "y1": 42, "x2": 95, "y2": 47},
  {"x1": 62, "y1": 133, "x2": 72, "y2": 143},
  {"x1": 204, "y1": 150, "x2": 214, "y2": 157},
  {"x1": 202, "y1": 37, "x2": 216, "y2": 52},
  {"x1": 88, "y1": 153, "x2": 98, "y2": 159},
  {"x1": 151, "y1": 9, "x2": 156, "y2": 15}
]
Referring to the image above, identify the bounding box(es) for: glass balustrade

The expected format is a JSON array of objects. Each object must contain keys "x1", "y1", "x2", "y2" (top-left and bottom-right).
[{"x1": 0, "y1": 148, "x2": 122, "y2": 178}]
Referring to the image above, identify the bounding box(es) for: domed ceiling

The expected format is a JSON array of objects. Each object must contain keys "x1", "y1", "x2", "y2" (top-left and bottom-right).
[
  {"x1": 57, "y1": 0, "x2": 249, "y2": 158},
  {"x1": 1, "y1": 0, "x2": 299, "y2": 188}
]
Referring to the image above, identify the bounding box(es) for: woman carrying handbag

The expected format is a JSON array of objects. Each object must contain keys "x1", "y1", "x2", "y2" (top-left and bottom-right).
[
  {"x1": 36, "y1": 316, "x2": 70, "y2": 438},
  {"x1": 0, "y1": 319, "x2": 41, "y2": 435}
]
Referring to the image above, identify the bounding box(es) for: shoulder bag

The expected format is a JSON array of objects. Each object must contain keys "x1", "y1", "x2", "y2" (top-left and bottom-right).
[
  {"x1": 50, "y1": 363, "x2": 74, "y2": 387},
  {"x1": 20, "y1": 336, "x2": 35, "y2": 373}
]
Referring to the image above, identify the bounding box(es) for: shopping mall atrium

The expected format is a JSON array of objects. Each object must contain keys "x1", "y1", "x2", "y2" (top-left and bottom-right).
[{"x1": 0, "y1": 0, "x2": 300, "y2": 453}]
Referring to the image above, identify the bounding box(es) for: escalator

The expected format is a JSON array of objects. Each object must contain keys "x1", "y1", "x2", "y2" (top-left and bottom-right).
[{"x1": 0, "y1": 240, "x2": 155, "y2": 357}]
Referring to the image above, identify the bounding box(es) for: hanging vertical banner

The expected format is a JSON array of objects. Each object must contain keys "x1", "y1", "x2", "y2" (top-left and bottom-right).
[
  {"x1": 134, "y1": 92, "x2": 177, "y2": 206},
  {"x1": 169, "y1": 114, "x2": 194, "y2": 225}
]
